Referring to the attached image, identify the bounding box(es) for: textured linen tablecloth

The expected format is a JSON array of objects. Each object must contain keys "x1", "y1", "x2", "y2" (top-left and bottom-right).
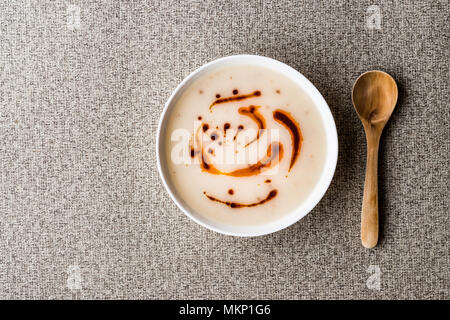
[{"x1": 0, "y1": 0, "x2": 448, "y2": 299}]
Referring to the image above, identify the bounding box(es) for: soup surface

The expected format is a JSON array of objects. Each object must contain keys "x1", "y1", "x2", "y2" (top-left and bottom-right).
[{"x1": 165, "y1": 64, "x2": 327, "y2": 226}]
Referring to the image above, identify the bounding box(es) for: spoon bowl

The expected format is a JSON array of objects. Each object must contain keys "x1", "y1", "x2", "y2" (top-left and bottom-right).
[
  {"x1": 352, "y1": 71, "x2": 398, "y2": 126},
  {"x1": 352, "y1": 70, "x2": 398, "y2": 248}
]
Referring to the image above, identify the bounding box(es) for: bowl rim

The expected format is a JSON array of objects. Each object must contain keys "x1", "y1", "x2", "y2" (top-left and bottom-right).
[{"x1": 156, "y1": 54, "x2": 338, "y2": 237}]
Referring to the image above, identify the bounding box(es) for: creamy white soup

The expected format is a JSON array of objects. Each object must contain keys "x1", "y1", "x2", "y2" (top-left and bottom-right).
[{"x1": 165, "y1": 64, "x2": 327, "y2": 226}]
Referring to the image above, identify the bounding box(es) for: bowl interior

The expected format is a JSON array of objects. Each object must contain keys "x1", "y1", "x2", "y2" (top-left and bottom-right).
[{"x1": 157, "y1": 55, "x2": 338, "y2": 236}]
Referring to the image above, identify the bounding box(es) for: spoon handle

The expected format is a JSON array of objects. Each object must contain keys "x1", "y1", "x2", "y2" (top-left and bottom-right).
[{"x1": 361, "y1": 131, "x2": 380, "y2": 248}]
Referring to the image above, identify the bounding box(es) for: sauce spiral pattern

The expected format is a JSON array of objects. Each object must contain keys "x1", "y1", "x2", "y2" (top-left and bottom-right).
[{"x1": 192, "y1": 90, "x2": 303, "y2": 208}]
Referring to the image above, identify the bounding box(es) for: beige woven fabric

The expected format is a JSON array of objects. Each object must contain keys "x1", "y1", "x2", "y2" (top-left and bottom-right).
[{"x1": 0, "y1": 0, "x2": 448, "y2": 299}]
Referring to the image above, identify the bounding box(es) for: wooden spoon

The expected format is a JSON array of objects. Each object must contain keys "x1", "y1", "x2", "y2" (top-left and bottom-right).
[{"x1": 352, "y1": 71, "x2": 398, "y2": 248}]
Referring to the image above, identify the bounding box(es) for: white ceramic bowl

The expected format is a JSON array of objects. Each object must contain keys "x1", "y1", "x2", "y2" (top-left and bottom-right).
[{"x1": 156, "y1": 55, "x2": 338, "y2": 237}]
